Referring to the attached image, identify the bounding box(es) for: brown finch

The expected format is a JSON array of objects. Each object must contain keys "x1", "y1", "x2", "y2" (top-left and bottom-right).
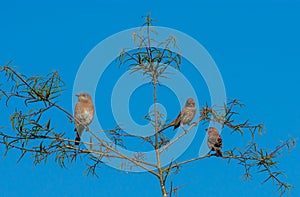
[
  {"x1": 206, "y1": 127, "x2": 223, "y2": 157},
  {"x1": 158, "y1": 98, "x2": 196, "y2": 133},
  {"x1": 74, "y1": 92, "x2": 94, "y2": 145}
]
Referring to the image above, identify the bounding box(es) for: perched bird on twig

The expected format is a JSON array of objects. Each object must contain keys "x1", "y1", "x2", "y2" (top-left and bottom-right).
[
  {"x1": 157, "y1": 98, "x2": 196, "y2": 134},
  {"x1": 74, "y1": 92, "x2": 94, "y2": 145},
  {"x1": 206, "y1": 127, "x2": 223, "y2": 157}
]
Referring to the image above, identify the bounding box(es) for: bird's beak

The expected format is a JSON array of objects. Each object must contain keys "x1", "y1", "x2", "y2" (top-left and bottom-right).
[{"x1": 76, "y1": 94, "x2": 79, "y2": 97}]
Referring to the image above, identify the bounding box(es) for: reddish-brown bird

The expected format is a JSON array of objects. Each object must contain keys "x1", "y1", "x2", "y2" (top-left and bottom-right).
[
  {"x1": 206, "y1": 127, "x2": 223, "y2": 157},
  {"x1": 158, "y1": 98, "x2": 196, "y2": 134},
  {"x1": 74, "y1": 92, "x2": 94, "y2": 145}
]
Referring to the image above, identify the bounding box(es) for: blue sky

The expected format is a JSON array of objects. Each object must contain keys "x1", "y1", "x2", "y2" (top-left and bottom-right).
[{"x1": 1, "y1": 0, "x2": 300, "y2": 196}]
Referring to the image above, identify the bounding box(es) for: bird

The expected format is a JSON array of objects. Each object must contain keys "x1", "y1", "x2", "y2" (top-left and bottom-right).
[
  {"x1": 74, "y1": 92, "x2": 94, "y2": 145},
  {"x1": 206, "y1": 127, "x2": 223, "y2": 157},
  {"x1": 157, "y1": 98, "x2": 196, "y2": 134}
]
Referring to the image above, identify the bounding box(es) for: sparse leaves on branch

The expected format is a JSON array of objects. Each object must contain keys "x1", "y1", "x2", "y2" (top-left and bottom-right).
[{"x1": 0, "y1": 13, "x2": 296, "y2": 197}]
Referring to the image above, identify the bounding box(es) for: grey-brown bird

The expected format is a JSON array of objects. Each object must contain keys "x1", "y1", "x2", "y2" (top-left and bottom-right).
[
  {"x1": 206, "y1": 127, "x2": 223, "y2": 157},
  {"x1": 74, "y1": 92, "x2": 94, "y2": 145},
  {"x1": 157, "y1": 98, "x2": 196, "y2": 134}
]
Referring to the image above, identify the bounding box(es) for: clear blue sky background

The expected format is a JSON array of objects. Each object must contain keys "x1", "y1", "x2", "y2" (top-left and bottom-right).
[{"x1": 0, "y1": 0, "x2": 300, "y2": 197}]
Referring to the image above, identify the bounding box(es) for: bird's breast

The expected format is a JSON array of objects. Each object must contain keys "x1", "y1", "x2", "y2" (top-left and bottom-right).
[{"x1": 76, "y1": 110, "x2": 94, "y2": 125}]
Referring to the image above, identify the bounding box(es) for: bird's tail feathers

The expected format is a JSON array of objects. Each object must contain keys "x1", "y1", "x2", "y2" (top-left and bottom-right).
[
  {"x1": 75, "y1": 132, "x2": 81, "y2": 145},
  {"x1": 216, "y1": 149, "x2": 223, "y2": 157},
  {"x1": 156, "y1": 121, "x2": 175, "y2": 135}
]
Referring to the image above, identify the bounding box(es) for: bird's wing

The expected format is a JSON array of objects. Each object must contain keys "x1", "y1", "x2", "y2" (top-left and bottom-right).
[
  {"x1": 74, "y1": 102, "x2": 86, "y2": 136},
  {"x1": 173, "y1": 112, "x2": 182, "y2": 130},
  {"x1": 207, "y1": 134, "x2": 218, "y2": 149},
  {"x1": 74, "y1": 102, "x2": 81, "y2": 127},
  {"x1": 215, "y1": 135, "x2": 223, "y2": 149}
]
